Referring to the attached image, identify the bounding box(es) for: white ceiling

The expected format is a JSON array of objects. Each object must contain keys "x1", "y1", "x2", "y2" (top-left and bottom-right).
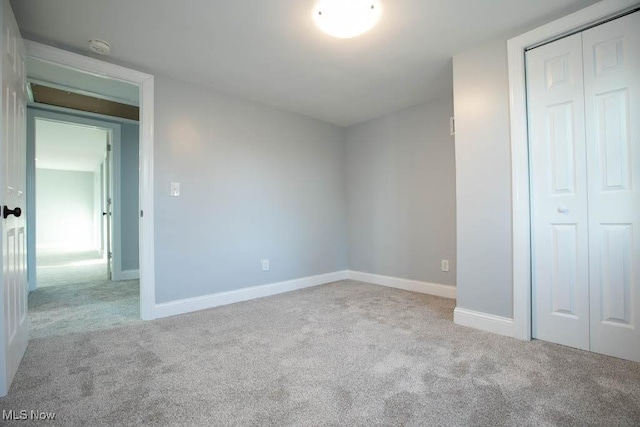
[
  {"x1": 36, "y1": 119, "x2": 107, "y2": 172},
  {"x1": 12, "y1": 0, "x2": 599, "y2": 126}
]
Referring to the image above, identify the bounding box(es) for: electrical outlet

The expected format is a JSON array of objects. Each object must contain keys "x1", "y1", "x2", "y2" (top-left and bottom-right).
[
  {"x1": 441, "y1": 259, "x2": 450, "y2": 272},
  {"x1": 261, "y1": 259, "x2": 269, "y2": 271}
]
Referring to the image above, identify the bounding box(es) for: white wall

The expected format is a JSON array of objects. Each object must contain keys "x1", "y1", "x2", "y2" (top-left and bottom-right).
[
  {"x1": 36, "y1": 168, "x2": 95, "y2": 249},
  {"x1": 453, "y1": 39, "x2": 513, "y2": 318},
  {"x1": 346, "y1": 97, "x2": 456, "y2": 285},
  {"x1": 153, "y1": 74, "x2": 347, "y2": 304}
]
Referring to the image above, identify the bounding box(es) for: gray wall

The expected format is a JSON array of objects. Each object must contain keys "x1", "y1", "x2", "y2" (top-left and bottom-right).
[
  {"x1": 452, "y1": 39, "x2": 513, "y2": 318},
  {"x1": 36, "y1": 168, "x2": 94, "y2": 248},
  {"x1": 120, "y1": 123, "x2": 139, "y2": 271},
  {"x1": 346, "y1": 98, "x2": 456, "y2": 286},
  {"x1": 153, "y1": 75, "x2": 347, "y2": 303}
]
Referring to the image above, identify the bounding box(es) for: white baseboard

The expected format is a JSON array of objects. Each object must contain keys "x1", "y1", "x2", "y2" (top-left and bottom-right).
[
  {"x1": 454, "y1": 307, "x2": 514, "y2": 337},
  {"x1": 113, "y1": 269, "x2": 140, "y2": 281},
  {"x1": 347, "y1": 270, "x2": 456, "y2": 299},
  {"x1": 153, "y1": 270, "x2": 349, "y2": 319}
]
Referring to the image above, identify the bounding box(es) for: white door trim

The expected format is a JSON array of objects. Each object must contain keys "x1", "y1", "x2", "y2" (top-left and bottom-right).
[
  {"x1": 507, "y1": 0, "x2": 639, "y2": 340},
  {"x1": 24, "y1": 40, "x2": 156, "y2": 320}
]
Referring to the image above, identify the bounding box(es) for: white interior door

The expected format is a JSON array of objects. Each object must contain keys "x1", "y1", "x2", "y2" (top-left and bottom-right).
[
  {"x1": 528, "y1": 11, "x2": 640, "y2": 362},
  {"x1": 0, "y1": 0, "x2": 27, "y2": 396},
  {"x1": 582, "y1": 12, "x2": 640, "y2": 362},
  {"x1": 527, "y1": 33, "x2": 590, "y2": 351}
]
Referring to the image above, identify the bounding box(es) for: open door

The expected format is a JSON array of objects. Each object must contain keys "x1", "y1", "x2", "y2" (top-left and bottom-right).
[{"x1": 0, "y1": 0, "x2": 27, "y2": 397}]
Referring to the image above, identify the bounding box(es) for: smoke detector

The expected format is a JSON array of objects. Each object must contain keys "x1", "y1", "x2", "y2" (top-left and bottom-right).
[{"x1": 88, "y1": 39, "x2": 111, "y2": 55}]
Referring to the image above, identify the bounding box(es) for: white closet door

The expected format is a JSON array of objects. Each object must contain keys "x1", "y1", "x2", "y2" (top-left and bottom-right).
[
  {"x1": 583, "y1": 12, "x2": 640, "y2": 362},
  {"x1": 527, "y1": 33, "x2": 590, "y2": 350}
]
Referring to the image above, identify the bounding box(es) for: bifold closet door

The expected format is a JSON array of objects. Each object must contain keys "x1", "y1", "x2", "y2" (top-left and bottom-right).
[
  {"x1": 582, "y1": 12, "x2": 640, "y2": 362},
  {"x1": 527, "y1": 33, "x2": 590, "y2": 351},
  {"x1": 528, "y1": 11, "x2": 640, "y2": 362}
]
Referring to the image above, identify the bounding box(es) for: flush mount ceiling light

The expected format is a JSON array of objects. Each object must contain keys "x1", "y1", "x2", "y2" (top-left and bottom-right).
[{"x1": 313, "y1": 0, "x2": 382, "y2": 39}]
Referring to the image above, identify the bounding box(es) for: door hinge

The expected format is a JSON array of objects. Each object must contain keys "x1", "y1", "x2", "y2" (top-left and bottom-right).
[
  {"x1": 449, "y1": 117, "x2": 455, "y2": 136},
  {"x1": 140, "y1": 210, "x2": 144, "y2": 218},
  {"x1": 107, "y1": 144, "x2": 112, "y2": 152},
  {"x1": 108, "y1": 252, "x2": 112, "y2": 259}
]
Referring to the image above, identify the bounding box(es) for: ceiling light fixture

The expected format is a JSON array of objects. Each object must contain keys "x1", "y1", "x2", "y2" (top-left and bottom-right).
[{"x1": 313, "y1": 0, "x2": 382, "y2": 39}]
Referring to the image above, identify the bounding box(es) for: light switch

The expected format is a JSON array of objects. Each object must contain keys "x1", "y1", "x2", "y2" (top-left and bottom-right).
[{"x1": 170, "y1": 182, "x2": 180, "y2": 197}]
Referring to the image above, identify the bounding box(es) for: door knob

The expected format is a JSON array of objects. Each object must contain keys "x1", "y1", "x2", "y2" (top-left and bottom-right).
[
  {"x1": 557, "y1": 206, "x2": 569, "y2": 214},
  {"x1": 3, "y1": 206, "x2": 21, "y2": 218}
]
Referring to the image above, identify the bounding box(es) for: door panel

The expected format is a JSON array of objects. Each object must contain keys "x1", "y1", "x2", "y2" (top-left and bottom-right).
[
  {"x1": 594, "y1": 90, "x2": 630, "y2": 190},
  {"x1": 548, "y1": 102, "x2": 577, "y2": 194},
  {"x1": 599, "y1": 224, "x2": 632, "y2": 325},
  {"x1": 527, "y1": 33, "x2": 590, "y2": 350},
  {"x1": 0, "y1": 0, "x2": 27, "y2": 396},
  {"x1": 550, "y1": 224, "x2": 579, "y2": 316},
  {"x1": 583, "y1": 11, "x2": 640, "y2": 362}
]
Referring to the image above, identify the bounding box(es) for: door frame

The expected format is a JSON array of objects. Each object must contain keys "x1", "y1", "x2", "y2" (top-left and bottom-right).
[
  {"x1": 27, "y1": 109, "x2": 129, "y2": 286},
  {"x1": 24, "y1": 40, "x2": 156, "y2": 320},
  {"x1": 507, "y1": 0, "x2": 639, "y2": 340}
]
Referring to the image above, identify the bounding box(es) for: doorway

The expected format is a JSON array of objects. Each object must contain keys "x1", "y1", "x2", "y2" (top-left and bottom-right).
[
  {"x1": 24, "y1": 40, "x2": 156, "y2": 322},
  {"x1": 35, "y1": 118, "x2": 110, "y2": 286},
  {"x1": 28, "y1": 110, "x2": 141, "y2": 338},
  {"x1": 526, "y1": 12, "x2": 639, "y2": 361}
]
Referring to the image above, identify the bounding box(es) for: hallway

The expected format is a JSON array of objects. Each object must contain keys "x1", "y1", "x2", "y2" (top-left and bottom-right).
[{"x1": 29, "y1": 249, "x2": 140, "y2": 339}]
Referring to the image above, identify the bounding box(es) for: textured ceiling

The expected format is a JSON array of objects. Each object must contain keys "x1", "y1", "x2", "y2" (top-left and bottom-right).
[{"x1": 12, "y1": 0, "x2": 599, "y2": 126}]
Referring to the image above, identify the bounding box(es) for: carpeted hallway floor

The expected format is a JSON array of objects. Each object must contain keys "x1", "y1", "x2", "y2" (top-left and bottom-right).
[
  {"x1": 37, "y1": 249, "x2": 109, "y2": 288},
  {"x1": 2, "y1": 281, "x2": 639, "y2": 425},
  {"x1": 29, "y1": 248, "x2": 140, "y2": 339}
]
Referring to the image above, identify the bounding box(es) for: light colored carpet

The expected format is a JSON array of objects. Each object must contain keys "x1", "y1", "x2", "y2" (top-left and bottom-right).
[
  {"x1": 2, "y1": 281, "x2": 639, "y2": 426},
  {"x1": 30, "y1": 248, "x2": 140, "y2": 339},
  {"x1": 37, "y1": 248, "x2": 108, "y2": 288}
]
